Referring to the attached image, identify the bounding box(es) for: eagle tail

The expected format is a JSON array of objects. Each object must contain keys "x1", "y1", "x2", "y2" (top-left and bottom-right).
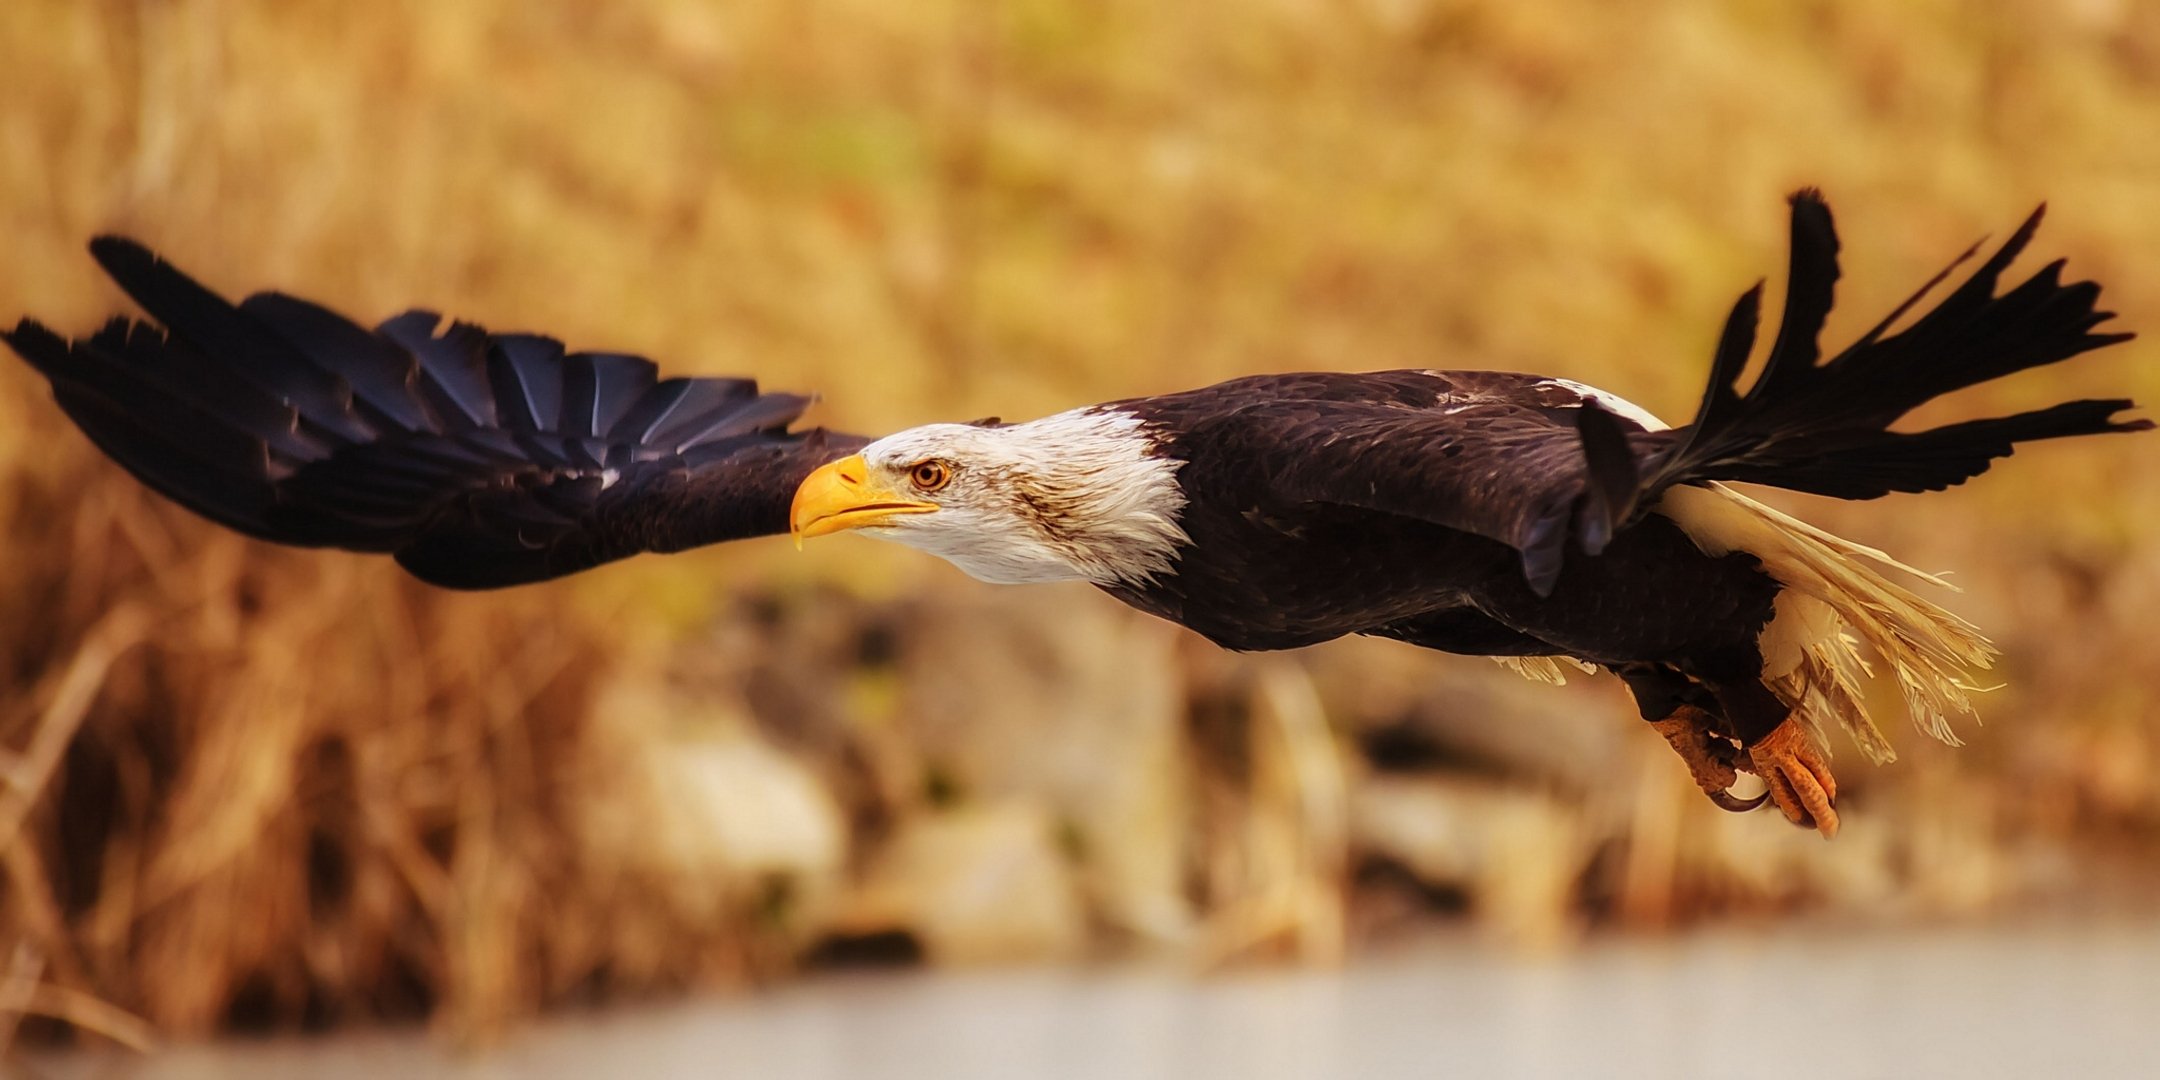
[
  {"x1": 1657, "y1": 484, "x2": 1998, "y2": 757},
  {"x1": 1650, "y1": 189, "x2": 2144, "y2": 501}
]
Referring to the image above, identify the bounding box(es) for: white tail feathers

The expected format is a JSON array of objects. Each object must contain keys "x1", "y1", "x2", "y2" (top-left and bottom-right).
[{"x1": 1656, "y1": 483, "x2": 2000, "y2": 763}]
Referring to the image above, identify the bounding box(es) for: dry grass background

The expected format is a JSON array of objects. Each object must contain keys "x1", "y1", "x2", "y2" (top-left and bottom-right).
[{"x1": 3, "y1": 0, "x2": 2159, "y2": 1049}]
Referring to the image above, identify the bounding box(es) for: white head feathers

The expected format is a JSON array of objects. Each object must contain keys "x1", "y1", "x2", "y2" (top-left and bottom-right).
[{"x1": 854, "y1": 407, "x2": 1190, "y2": 586}]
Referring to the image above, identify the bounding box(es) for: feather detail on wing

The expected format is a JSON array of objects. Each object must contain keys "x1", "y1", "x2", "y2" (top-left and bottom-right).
[
  {"x1": 3, "y1": 237, "x2": 867, "y2": 589},
  {"x1": 1198, "y1": 370, "x2": 1678, "y2": 597},
  {"x1": 1644, "y1": 190, "x2": 2141, "y2": 503}
]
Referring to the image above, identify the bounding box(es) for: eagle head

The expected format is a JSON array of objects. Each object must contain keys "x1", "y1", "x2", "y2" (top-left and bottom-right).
[{"x1": 789, "y1": 408, "x2": 1189, "y2": 586}]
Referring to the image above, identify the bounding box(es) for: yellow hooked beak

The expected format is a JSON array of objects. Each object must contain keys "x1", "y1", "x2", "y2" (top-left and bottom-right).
[{"x1": 790, "y1": 454, "x2": 939, "y2": 546}]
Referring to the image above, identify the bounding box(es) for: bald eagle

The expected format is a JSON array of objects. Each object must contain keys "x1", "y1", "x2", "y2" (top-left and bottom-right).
[{"x1": 5, "y1": 191, "x2": 2143, "y2": 837}]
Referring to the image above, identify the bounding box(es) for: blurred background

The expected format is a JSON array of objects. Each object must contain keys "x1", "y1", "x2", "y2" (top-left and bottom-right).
[{"x1": 2, "y1": 0, "x2": 2158, "y2": 1071}]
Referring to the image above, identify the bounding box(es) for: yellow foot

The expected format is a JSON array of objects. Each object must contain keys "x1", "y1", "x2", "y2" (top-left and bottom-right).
[
  {"x1": 1743, "y1": 718, "x2": 1840, "y2": 838},
  {"x1": 1648, "y1": 707, "x2": 1763, "y2": 813}
]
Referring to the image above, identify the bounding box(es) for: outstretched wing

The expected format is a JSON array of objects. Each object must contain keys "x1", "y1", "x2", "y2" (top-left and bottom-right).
[
  {"x1": 1641, "y1": 190, "x2": 2139, "y2": 501},
  {"x1": 4, "y1": 237, "x2": 868, "y2": 589}
]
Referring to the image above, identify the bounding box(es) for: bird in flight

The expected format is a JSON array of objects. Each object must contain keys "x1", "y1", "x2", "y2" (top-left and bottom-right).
[{"x1": 6, "y1": 191, "x2": 2142, "y2": 838}]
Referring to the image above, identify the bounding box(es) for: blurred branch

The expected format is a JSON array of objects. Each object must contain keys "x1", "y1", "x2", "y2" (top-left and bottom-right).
[
  {"x1": 0, "y1": 606, "x2": 150, "y2": 853},
  {"x1": 2, "y1": 979, "x2": 159, "y2": 1055}
]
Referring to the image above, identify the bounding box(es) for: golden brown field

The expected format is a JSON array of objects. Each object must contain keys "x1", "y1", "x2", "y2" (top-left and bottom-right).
[{"x1": 3, "y1": 0, "x2": 2158, "y2": 1049}]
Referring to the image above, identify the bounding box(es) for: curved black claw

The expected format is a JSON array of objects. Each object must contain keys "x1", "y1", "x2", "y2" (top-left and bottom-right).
[{"x1": 1705, "y1": 787, "x2": 1769, "y2": 813}]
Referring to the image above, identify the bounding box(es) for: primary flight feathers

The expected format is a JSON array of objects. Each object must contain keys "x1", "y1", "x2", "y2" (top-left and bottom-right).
[
  {"x1": 5, "y1": 238, "x2": 865, "y2": 588},
  {"x1": 1655, "y1": 195, "x2": 2139, "y2": 500}
]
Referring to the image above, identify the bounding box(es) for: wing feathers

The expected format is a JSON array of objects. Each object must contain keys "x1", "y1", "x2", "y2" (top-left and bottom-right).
[
  {"x1": 561, "y1": 352, "x2": 658, "y2": 438},
  {"x1": 380, "y1": 311, "x2": 500, "y2": 428},
  {"x1": 487, "y1": 334, "x2": 566, "y2": 433},
  {"x1": 1572, "y1": 399, "x2": 1641, "y2": 556},
  {"x1": 7, "y1": 237, "x2": 870, "y2": 588},
  {"x1": 1646, "y1": 194, "x2": 2139, "y2": 504},
  {"x1": 90, "y1": 237, "x2": 374, "y2": 443},
  {"x1": 1750, "y1": 188, "x2": 1840, "y2": 401},
  {"x1": 639, "y1": 378, "x2": 766, "y2": 450},
  {"x1": 241, "y1": 292, "x2": 434, "y2": 432}
]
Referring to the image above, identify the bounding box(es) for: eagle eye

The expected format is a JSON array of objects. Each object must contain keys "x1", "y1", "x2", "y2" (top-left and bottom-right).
[{"x1": 908, "y1": 460, "x2": 952, "y2": 493}]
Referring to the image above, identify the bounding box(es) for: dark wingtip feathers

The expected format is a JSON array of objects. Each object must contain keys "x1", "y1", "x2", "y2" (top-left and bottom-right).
[
  {"x1": 12, "y1": 236, "x2": 869, "y2": 588},
  {"x1": 87, "y1": 235, "x2": 163, "y2": 287},
  {"x1": 2020, "y1": 202, "x2": 2048, "y2": 235},
  {"x1": 2099, "y1": 399, "x2": 2154, "y2": 435},
  {"x1": 3, "y1": 318, "x2": 69, "y2": 375},
  {"x1": 1980, "y1": 203, "x2": 2048, "y2": 284},
  {"x1": 1786, "y1": 187, "x2": 1835, "y2": 234},
  {"x1": 89, "y1": 234, "x2": 153, "y2": 259},
  {"x1": 1651, "y1": 192, "x2": 2140, "y2": 505}
]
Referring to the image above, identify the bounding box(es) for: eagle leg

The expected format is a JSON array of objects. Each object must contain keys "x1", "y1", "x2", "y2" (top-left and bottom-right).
[
  {"x1": 1620, "y1": 666, "x2": 1767, "y2": 814},
  {"x1": 1647, "y1": 706, "x2": 1764, "y2": 813},
  {"x1": 1700, "y1": 677, "x2": 1840, "y2": 838},
  {"x1": 1739, "y1": 718, "x2": 1840, "y2": 838}
]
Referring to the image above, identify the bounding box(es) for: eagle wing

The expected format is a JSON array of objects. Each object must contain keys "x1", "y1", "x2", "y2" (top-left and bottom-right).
[
  {"x1": 1230, "y1": 192, "x2": 2140, "y2": 597},
  {"x1": 1220, "y1": 371, "x2": 1674, "y2": 595},
  {"x1": 1643, "y1": 194, "x2": 2137, "y2": 501},
  {"x1": 4, "y1": 237, "x2": 867, "y2": 589}
]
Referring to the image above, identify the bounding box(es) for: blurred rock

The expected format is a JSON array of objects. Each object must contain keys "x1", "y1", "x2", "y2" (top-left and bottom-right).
[
  {"x1": 836, "y1": 803, "x2": 1087, "y2": 966},
  {"x1": 891, "y1": 586, "x2": 1195, "y2": 943},
  {"x1": 576, "y1": 676, "x2": 847, "y2": 932},
  {"x1": 1188, "y1": 659, "x2": 1351, "y2": 966},
  {"x1": 1350, "y1": 773, "x2": 1592, "y2": 951}
]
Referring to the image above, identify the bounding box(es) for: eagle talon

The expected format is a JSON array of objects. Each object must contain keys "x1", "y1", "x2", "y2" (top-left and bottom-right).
[
  {"x1": 1648, "y1": 707, "x2": 1742, "y2": 798},
  {"x1": 1705, "y1": 787, "x2": 1769, "y2": 813},
  {"x1": 1743, "y1": 718, "x2": 1840, "y2": 838}
]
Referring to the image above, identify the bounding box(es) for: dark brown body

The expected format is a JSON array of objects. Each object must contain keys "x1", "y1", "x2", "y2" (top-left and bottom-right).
[
  {"x1": 1096, "y1": 370, "x2": 1798, "y2": 742},
  {"x1": 1107, "y1": 495, "x2": 1776, "y2": 669},
  {"x1": 1104, "y1": 374, "x2": 1781, "y2": 696}
]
